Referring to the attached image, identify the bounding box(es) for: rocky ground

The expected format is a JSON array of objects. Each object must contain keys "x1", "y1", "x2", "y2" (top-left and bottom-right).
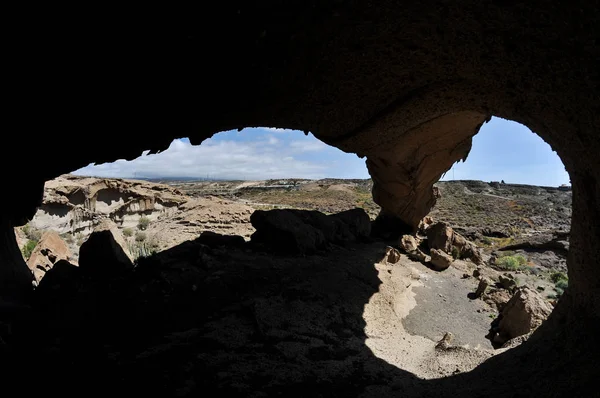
[{"x1": 5, "y1": 175, "x2": 573, "y2": 396}]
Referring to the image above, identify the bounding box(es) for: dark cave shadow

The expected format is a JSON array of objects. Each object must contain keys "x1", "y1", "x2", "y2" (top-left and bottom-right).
[
  {"x1": 40, "y1": 203, "x2": 70, "y2": 217},
  {"x1": 4, "y1": 237, "x2": 590, "y2": 397}
]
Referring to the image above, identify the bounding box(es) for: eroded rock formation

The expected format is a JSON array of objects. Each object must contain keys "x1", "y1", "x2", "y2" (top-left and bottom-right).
[{"x1": 30, "y1": 175, "x2": 187, "y2": 236}]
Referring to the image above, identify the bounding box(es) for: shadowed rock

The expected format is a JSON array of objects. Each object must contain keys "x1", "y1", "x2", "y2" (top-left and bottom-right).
[
  {"x1": 197, "y1": 231, "x2": 245, "y2": 248},
  {"x1": 79, "y1": 220, "x2": 133, "y2": 279},
  {"x1": 34, "y1": 260, "x2": 80, "y2": 310},
  {"x1": 489, "y1": 286, "x2": 553, "y2": 346},
  {"x1": 251, "y1": 208, "x2": 371, "y2": 254}
]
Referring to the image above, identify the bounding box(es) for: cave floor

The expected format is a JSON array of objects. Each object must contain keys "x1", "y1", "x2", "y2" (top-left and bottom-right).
[{"x1": 3, "y1": 239, "x2": 513, "y2": 396}]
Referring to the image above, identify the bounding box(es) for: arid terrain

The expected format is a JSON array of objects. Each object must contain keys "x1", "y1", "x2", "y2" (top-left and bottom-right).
[{"x1": 7, "y1": 175, "x2": 572, "y2": 396}]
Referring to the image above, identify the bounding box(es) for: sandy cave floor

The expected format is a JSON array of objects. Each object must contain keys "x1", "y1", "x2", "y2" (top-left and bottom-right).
[{"x1": 7, "y1": 238, "x2": 517, "y2": 396}]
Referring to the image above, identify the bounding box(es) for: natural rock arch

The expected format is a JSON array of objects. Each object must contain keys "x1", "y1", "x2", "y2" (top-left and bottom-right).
[{"x1": 1, "y1": 2, "x2": 598, "y2": 395}]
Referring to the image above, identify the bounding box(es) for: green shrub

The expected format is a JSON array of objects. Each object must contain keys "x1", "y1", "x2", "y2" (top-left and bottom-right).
[
  {"x1": 61, "y1": 233, "x2": 75, "y2": 245},
  {"x1": 137, "y1": 216, "x2": 150, "y2": 231},
  {"x1": 123, "y1": 228, "x2": 134, "y2": 237},
  {"x1": 22, "y1": 223, "x2": 42, "y2": 241},
  {"x1": 496, "y1": 254, "x2": 527, "y2": 270},
  {"x1": 451, "y1": 245, "x2": 460, "y2": 260},
  {"x1": 135, "y1": 231, "x2": 147, "y2": 242},
  {"x1": 127, "y1": 241, "x2": 158, "y2": 261},
  {"x1": 75, "y1": 233, "x2": 86, "y2": 246},
  {"x1": 554, "y1": 279, "x2": 568, "y2": 297},
  {"x1": 21, "y1": 239, "x2": 38, "y2": 260},
  {"x1": 550, "y1": 271, "x2": 568, "y2": 283}
]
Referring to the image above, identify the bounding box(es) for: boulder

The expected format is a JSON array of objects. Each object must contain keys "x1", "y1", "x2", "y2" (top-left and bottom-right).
[
  {"x1": 26, "y1": 231, "x2": 71, "y2": 283},
  {"x1": 451, "y1": 232, "x2": 484, "y2": 265},
  {"x1": 483, "y1": 288, "x2": 512, "y2": 312},
  {"x1": 250, "y1": 210, "x2": 326, "y2": 254},
  {"x1": 196, "y1": 231, "x2": 245, "y2": 248},
  {"x1": 427, "y1": 222, "x2": 483, "y2": 265},
  {"x1": 430, "y1": 248, "x2": 453, "y2": 271},
  {"x1": 407, "y1": 249, "x2": 431, "y2": 263},
  {"x1": 427, "y1": 222, "x2": 454, "y2": 252},
  {"x1": 34, "y1": 260, "x2": 80, "y2": 309},
  {"x1": 474, "y1": 278, "x2": 489, "y2": 298},
  {"x1": 329, "y1": 208, "x2": 371, "y2": 239},
  {"x1": 383, "y1": 246, "x2": 401, "y2": 264},
  {"x1": 399, "y1": 235, "x2": 419, "y2": 252},
  {"x1": 250, "y1": 208, "x2": 371, "y2": 254},
  {"x1": 418, "y1": 216, "x2": 434, "y2": 233},
  {"x1": 493, "y1": 286, "x2": 553, "y2": 345},
  {"x1": 498, "y1": 274, "x2": 517, "y2": 292},
  {"x1": 79, "y1": 219, "x2": 134, "y2": 278}
]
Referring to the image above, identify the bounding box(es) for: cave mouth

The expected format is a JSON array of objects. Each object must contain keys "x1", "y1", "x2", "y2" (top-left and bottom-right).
[
  {"x1": 6, "y1": 119, "x2": 575, "y2": 388},
  {"x1": 1, "y1": 107, "x2": 595, "y2": 396}
]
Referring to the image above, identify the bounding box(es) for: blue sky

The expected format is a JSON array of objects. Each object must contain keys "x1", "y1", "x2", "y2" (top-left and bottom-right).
[{"x1": 73, "y1": 117, "x2": 570, "y2": 186}]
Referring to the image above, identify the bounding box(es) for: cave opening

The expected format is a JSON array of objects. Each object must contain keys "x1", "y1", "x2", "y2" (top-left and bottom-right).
[{"x1": 6, "y1": 116, "x2": 576, "y2": 393}]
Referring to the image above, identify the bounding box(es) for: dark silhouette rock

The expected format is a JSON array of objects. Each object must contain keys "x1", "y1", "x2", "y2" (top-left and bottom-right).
[
  {"x1": 196, "y1": 231, "x2": 245, "y2": 248},
  {"x1": 250, "y1": 210, "x2": 327, "y2": 254},
  {"x1": 34, "y1": 260, "x2": 80, "y2": 309},
  {"x1": 79, "y1": 220, "x2": 134, "y2": 279},
  {"x1": 329, "y1": 208, "x2": 371, "y2": 239},
  {"x1": 250, "y1": 208, "x2": 372, "y2": 254}
]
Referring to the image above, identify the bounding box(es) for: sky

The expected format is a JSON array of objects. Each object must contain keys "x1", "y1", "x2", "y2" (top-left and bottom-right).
[{"x1": 72, "y1": 117, "x2": 570, "y2": 186}]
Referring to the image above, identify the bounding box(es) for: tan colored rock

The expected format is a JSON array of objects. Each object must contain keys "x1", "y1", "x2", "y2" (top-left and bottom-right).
[
  {"x1": 367, "y1": 111, "x2": 488, "y2": 230},
  {"x1": 435, "y1": 332, "x2": 454, "y2": 350},
  {"x1": 427, "y1": 222, "x2": 454, "y2": 253},
  {"x1": 483, "y1": 288, "x2": 513, "y2": 312},
  {"x1": 29, "y1": 174, "x2": 189, "y2": 236},
  {"x1": 430, "y1": 248, "x2": 453, "y2": 271},
  {"x1": 383, "y1": 246, "x2": 401, "y2": 264},
  {"x1": 474, "y1": 278, "x2": 489, "y2": 299},
  {"x1": 79, "y1": 219, "x2": 134, "y2": 278},
  {"x1": 495, "y1": 286, "x2": 553, "y2": 344},
  {"x1": 399, "y1": 235, "x2": 419, "y2": 252},
  {"x1": 26, "y1": 231, "x2": 71, "y2": 283},
  {"x1": 407, "y1": 249, "x2": 431, "y2": 263},
  {"x1": 427, "y1": 222, "x2": 483, "y2": 265},
  {"x1": 418, "y1": 216, "x2": 434, "y2": 233}
]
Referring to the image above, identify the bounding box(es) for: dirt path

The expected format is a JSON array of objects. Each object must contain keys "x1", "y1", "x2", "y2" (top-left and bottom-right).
[
  {"x1": 402, "y1": 263, "x2": 494, "y2": 349},
  {"x1": 363, "y1": 255, "x2": 496, "y2": 379}
]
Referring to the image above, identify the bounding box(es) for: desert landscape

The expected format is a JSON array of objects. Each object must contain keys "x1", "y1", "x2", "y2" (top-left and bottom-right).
[{"x1": 6, "y1": 174, "x2": 572, "y2": 395}]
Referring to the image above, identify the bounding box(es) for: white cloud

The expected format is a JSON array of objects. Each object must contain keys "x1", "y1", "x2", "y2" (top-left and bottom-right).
[
  {"x1": 263, "y1": 127, "x2": 293, "y2": 133},
  {"x1": 289, "y1": 140, "x2": 328, "y2": 152},
  {"x1": 73, "y1": 137, "x2": 333, "y2": 180}
]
